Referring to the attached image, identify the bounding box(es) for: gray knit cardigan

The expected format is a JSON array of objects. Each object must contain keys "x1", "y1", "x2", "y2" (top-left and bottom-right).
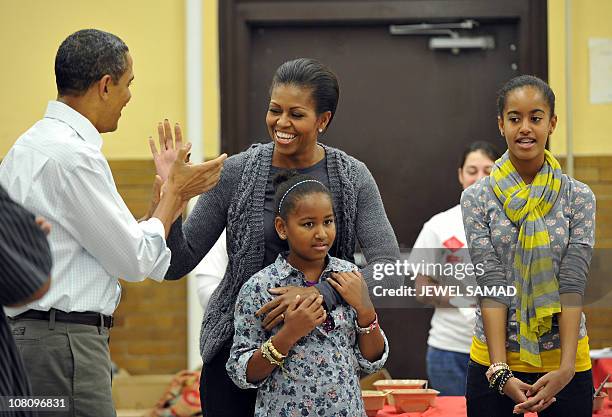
[{"x1": 165, "y1": 142, "x2": 400, "y2": 363}]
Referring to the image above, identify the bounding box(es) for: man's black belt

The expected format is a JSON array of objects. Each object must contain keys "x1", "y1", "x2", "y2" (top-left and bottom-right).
[{"x1": 13, "y1": 309, "x2": 114, "y2": 328}]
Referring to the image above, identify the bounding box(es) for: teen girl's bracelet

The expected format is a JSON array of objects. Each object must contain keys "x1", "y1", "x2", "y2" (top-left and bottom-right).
[
  {"x1": 488, "y1": 368, "x2": 514, "y2": 395},
  {"x1": 496, "y1": 370, "x2": 514, "y2": 395},
  {"x1": 355, "y1": 313, "x2": 379, "y2": 334},
  {"x1": 486, "y1": 362, "x2": 510, "y2": 381}
]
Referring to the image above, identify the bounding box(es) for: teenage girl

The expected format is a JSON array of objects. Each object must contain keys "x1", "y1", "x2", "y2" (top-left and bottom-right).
[
  {"x1": 226, "y1": 171, "x2": 388, "y2": 417},
  {"x1": 462, "y1": 75, "x2": 595, "y2": 416}
]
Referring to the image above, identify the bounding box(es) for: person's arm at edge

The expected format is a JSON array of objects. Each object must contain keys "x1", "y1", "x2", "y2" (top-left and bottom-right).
[
  {"x1": 7, "y1": 279, "x2": 51, "y2": 307},
  {"x1": 0, "y1": 187, "x2": 52, "y2": 307}
]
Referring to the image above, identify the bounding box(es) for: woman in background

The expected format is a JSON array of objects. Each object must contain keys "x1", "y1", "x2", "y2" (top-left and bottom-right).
[{"x1": 411, "y1": 141, "x2": 500, "y2": 396}]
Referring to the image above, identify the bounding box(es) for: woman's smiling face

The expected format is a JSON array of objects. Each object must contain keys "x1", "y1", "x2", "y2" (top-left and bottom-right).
[{"x1": 266, "y1": 83, "x2": 330, "y2": 159}]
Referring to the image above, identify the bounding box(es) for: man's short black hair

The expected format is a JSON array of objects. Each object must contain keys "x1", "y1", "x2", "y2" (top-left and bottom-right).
[{"x1": 55, "y1": 29, "x2": 129, "y2": 96}]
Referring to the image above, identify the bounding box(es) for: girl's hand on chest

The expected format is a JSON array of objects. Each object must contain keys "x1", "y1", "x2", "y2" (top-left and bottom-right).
[{"x1": 327, "y1": 271, "x2": 374, "y2": 318}]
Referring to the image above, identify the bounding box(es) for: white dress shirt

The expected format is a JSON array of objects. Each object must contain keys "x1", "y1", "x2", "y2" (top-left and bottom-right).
[
  {"x1": 194, "y1": 229, "x2": 227, "y2": 313},
  {"x1": 0, "y1": 101, "x2": 171, "y2": 316}
]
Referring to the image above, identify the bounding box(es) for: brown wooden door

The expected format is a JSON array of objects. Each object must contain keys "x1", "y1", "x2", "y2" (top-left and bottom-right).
[
  {"x1": 247, "y1": 22, "x2": 517, "y2": 247},
  {"x1": 220, "y1": 0, "x2": 547, "y2": 380}
]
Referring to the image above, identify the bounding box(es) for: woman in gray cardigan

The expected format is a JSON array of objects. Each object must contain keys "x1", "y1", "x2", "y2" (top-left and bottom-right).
[{"x1": 154, "y1": 58, "x2": 400, "y2": 416}]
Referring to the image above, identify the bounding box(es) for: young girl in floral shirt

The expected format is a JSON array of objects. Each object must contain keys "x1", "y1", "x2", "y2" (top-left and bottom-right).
[{"x1": 227, "y1": 171, "x2": 388, "y2": 416}]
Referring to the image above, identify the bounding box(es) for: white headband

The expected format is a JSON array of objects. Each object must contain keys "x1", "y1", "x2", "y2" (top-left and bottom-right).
[{"x1": 278, "y1": 180, "x2": 324, "y2": 214}]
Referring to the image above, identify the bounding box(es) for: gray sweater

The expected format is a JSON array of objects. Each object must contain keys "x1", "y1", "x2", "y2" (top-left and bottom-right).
[
  {"x1": 165, "y1": 142, "x2": 400, "y2": 363},
  {"x1": 461, "y1": 175, "x2": 595, "y2": 352}
]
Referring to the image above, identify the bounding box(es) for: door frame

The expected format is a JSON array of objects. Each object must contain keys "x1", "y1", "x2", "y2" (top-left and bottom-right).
[{"x1": 219, "y1": 0, "x2": 548, "y2": 154}]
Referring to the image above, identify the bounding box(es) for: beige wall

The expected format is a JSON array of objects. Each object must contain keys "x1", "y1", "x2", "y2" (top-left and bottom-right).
[
  {"x1": 2, "y1": 1, "x2": 609, "y2": 159},
  {"x1": 548, "y1": 0, "x2": 612, "y2": 156},
  {"x1": 0, "y1": 0, "x2": 220, "y2": 160}
]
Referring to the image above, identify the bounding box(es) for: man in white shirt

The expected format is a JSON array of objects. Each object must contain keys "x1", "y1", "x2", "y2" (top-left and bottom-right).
[{"x1": 0, "y1": 29, "x2": 226, "y2": 417}]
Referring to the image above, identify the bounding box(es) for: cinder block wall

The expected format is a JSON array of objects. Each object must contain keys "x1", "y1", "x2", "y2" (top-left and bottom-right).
[
  {"x1": 568, "y1": 156, "x2": 612, "y2": 349},
  {"x1": 109, "y1": 160, "x2": 187, "y2": 374}
]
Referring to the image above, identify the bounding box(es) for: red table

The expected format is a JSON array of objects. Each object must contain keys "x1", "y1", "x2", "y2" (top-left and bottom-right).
[
  {"x1": 374, "y1": 396, "x2": 612, "y2": 416},
  {"x1": 593, "y1": 358, "x2": 612, "y2": 387}
]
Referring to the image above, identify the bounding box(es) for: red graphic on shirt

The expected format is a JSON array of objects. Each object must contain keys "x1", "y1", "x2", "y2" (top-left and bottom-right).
[
  {"x1": 445, "y1": 254, "x2": 463, "y2": 263},
  {"x1": 442, "y1": 236, "x2": 464, "y2": 253}
]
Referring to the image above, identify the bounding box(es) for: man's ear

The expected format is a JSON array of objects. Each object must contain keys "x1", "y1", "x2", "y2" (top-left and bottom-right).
[
  {"x1": 275, "y1": 216, "x2": 287, "y2": 240},
  {"x1": 97, "y1": 75, "x2": 113, "y2": 100}
]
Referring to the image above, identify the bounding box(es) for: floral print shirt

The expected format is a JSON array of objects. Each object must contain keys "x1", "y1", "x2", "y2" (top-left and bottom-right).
[
  {"x1": 461, "y1": 175, "x2": 595, "y2": 352},
  {"x1": 226, "y1": 254, "x2": 389, "y2": 417}
]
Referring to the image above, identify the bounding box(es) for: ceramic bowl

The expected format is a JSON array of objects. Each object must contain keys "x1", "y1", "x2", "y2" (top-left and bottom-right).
[
  {"x1": 372, "y1": 379, "x2": 428, "y2": 392},
  {"x1": 388, "y1": 388, "x2": 440, "y2": 413},
  {"x1": 361, "y1": 390, "x2": 387, "y2": 417},
  {"x1": 604, "y1": 382, "x2": 612, "y2": 397},
  {"x1": 593, "y1": 391, "x2": 608, "y2": 413},
  {"x1": 372, "y1": 380, "x2": 428, "y2": 405}
]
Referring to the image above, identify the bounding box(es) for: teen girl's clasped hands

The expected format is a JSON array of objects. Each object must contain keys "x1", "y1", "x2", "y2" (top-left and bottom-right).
[{"x1": 226, "y1": 171, "x2": 388, "y2": 417}]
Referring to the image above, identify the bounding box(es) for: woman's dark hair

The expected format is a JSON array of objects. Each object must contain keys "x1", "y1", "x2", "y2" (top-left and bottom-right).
[
  {"x1": 270, "y1": 58, "x2": 340, "y2": 129},
  {"x1": 55, "y1": 29, "x2": 129, "y2": 96},
  {"x1": 459, "y1": 141, "x2": 501, "y2": 168},
  {"x1": 496, "y1": 75, "x2": 555, "y2": 117},
  {"x1": 273, "y1": 170, "x2": 333, "y2": 220}
]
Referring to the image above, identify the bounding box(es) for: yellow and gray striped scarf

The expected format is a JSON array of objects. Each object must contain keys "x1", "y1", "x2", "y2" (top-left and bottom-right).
[{"x1": 490, "y1": 149, "x2": 562, "y2": 367}]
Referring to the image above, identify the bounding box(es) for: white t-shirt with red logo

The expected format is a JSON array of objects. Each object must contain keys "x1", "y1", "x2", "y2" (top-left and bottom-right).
[{"x1": 409, "y1": 204, "x2": 476, "y2": 354}]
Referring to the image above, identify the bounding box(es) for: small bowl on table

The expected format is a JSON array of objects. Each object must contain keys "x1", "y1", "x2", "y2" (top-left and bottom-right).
[
  {"x1": 593, "y1": 391, "x2": 608, "y2": 413},
  {"x1": 372, "y1": 380, "x2": 428, "y2": 405},
  {"x1": 387, "y1": 388, "x2": 440, "y2": 413},
  {"x1": 361, "y1": 390, "x2": 387, "y2": 417}
]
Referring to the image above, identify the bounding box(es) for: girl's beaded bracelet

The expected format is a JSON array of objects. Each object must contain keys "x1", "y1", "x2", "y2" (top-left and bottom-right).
[{"x1": 355, "y1": 313, "x2": 379, "y2": 334}]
